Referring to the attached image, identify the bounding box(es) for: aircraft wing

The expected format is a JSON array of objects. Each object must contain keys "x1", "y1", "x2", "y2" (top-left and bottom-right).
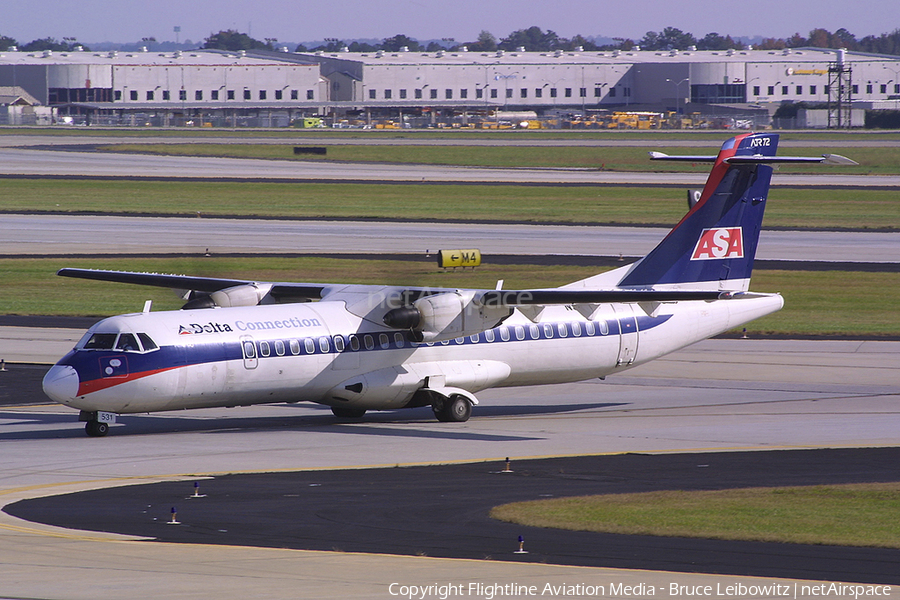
[{"x1": 57, "y1": 268, "x2": 328, "y2": 303}]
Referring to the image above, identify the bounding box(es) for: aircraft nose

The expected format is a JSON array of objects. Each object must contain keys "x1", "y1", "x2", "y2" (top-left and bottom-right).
[{"x1": 43, "y1": 365, "x2": 80, "y2": 404}]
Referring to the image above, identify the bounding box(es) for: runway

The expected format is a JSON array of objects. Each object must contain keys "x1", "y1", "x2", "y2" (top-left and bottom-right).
[
  {"x1": 5, "y1": 214, "x2": 899, "y2": 263},
  {"x1": 2, "y1": 146, "x2": 900, "y2": 186}
]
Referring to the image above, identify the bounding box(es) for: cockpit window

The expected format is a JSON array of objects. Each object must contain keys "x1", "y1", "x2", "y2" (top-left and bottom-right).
[
  {"x1": 137, "y1": 333, "x2": 158, "y2": 352},
  {"x1": 79, "y1": 331, "x2": 159, "y2": 352},
  {"x1": 83, "y1": 333, "x2": 117, "y2": 350},
  {"x1": 116, "y1": 333, "x2": 139, "y2": 352}
]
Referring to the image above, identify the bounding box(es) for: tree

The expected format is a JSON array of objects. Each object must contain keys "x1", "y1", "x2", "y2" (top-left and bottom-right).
[
  {"x1": 640, "y1": 27, "x2": 696, "y2": 51},
  {"x1": 203, "y1": 30, "x2": 270, "y2": 51},
  {"x1": 20, "y1": 37, "x2": 83, "y2": 52},
  {"x1": 859, "y1": 29, "x2": 900, "y2": 55},
  {"x1": 833, "y1": 28, "x2": 858, "y2": 50},
  {"x1": 785, "y1": 32, "x2": 807, "y2": 48},
  {"x1": 499, "y1": 26, "x2": 561, "y2": 51},
  {"x1": 0, "y1": 35, "x2": 18, "y2": 51},
  {"x1": 562, "y1": 34, "x2": 599, "y2": 51},
  {"x1": 697, "y1": 32, "x2": 743, "y2": 51},
  {"x1": 466, "y1": 30, "x2": 497, "y2": 52},
  {"x1": 380, "y1": 34, "x2": 422, "y2": 52},
  {"x1": 807, "y1": 28, "x2": 832, "y2": 48},
  {"x1": 349, "y1": 40, "x2": 378, "y2": 52},
  {"x1": 757, "y1": 37, "x2": 786, "y2": 50},
  {"x1": 311, "y1": 39, "x2": 346, "y2": 52}
]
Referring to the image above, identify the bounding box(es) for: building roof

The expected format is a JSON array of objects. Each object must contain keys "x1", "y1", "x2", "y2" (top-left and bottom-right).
[
  {"x1": 293, "y1": 46, "x2": 900, "y2": 66},
  {"x1": 0, "y1": 48, "x2": 312, "y2": 67},
  {"x1": 0, "y1": 85, "x2": 40, "y2": 105}
]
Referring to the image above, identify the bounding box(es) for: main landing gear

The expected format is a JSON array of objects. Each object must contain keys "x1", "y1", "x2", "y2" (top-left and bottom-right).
[
  {"x1": 331, "y1": 406, "x2": 367, "y2": 418},
  {"x1": 432, "y1": 394, "x2": 472, "y2": 423}
]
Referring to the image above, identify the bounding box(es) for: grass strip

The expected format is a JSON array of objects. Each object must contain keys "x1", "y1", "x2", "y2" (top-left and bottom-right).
[
  {"x1": 2, "y1": 257, "x2": 898, "y2": 337},
  {"x1": 490, "y1": 482, "x2": 900, "y2": 548},
  {"x1": 98, "y1": 143, "x2": 900, "y2": 175},
  {"x1": 2, "y1": 179, "x2": 897, "y2": 229}
]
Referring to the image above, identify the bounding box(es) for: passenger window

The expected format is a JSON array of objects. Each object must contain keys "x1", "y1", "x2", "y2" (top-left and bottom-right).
[
  {"x1": 290, "y1": 339, "x2": 301, "y2": 355},
  {"x1": 116, "y1": 333, "x2": 139, "y2": 352},
  {"x1": 334, "y1": 336, "x2": 345, "y2": 352},
  {"x1": 571, "y1": 322, "x2": 582, "y2": 337},
  {"x1": 598, "y1": 320, "x2": 609, "y2": 335},
  {"x1": 349, "y1": 335, "x2": 360, "y2": 351},
  {"x1": 84, "y1": 333, "x2": 117, "y2": 350},
  {"x1": 455, "y1": 337, "x2": 465, "y2": 345},
  {"x1": 137, "y1": 332, "x2": 158, "y2": 351},
  {"x1": 379, "y1": 334, "x2": 390, "y2": 349},
  {"x1": 259, "y1": 341, "x2": 270, "y2": 357},
  {"x1": 529, "y1": 324, "x2": 540, "y2": 339},
  {"x1": 469, "y1": 333, "x2": 479, "y2": 343},
  {"x1": 515, "y1": 326, "x2": 525, "y2": 341},
  {"x1": 394, "y1": 333, "x2": 405, "y2": 348},
  {"x1": 500, "y1": 327, "x2": 510, "y2": 342},
  {"x1": 304, "y1": 338, "x2": 316, "y2": 354},
  {"x1": 558, "y1": 323, "x2": 568, "y2": 338},
  {"x1": 319, "y1": 337, "x2": 330, "y2": 353},
  {"x1": 364, "y1": 335, "x2": 374, "y2": 350},
  {"x1": 243, "y1": 341, "x2": 257, "y2": 358},
  {"x1": 275, "y1": 340, "x2": 285, "y2": 356},
  {"x1": 585, "y1": 321, "x2": 596, "y2": 336},
  {"x1": 543, "y1": 324, "x2": 553, "y2": 338},
  {"x1": 485, "y1": 329, "x2": 495, "y2": 342}
]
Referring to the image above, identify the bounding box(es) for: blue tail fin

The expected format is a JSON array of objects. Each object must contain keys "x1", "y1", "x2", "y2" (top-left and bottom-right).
[{"x1": 618, "y1": 132, "x2": 779, "y2": 291}]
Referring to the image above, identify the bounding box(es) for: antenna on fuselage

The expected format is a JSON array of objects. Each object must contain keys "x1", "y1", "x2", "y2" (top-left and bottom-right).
[{"x1": 143, "y1": 300, "x2": 153, "y2": 313}]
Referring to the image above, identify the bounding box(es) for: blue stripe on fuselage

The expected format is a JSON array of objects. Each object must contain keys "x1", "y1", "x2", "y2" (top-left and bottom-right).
[{"x1": 63, "y1": 314, "x2": 673, "y2": 392}]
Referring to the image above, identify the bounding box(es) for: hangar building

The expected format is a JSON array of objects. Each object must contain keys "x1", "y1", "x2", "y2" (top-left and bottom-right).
[{"x1": 1, "y1": 44, "x2": 897, "y2": 127}]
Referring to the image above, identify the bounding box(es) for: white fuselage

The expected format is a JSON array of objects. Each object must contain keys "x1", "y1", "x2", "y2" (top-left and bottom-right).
[{"x1": 44, "y1": 294, "x2": 783, "y2": 416}]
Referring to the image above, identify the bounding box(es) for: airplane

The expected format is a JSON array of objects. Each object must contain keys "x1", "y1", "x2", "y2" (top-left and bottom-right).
[{"x1": 42, "y1": 132, "x2": 855, "y2": 436}]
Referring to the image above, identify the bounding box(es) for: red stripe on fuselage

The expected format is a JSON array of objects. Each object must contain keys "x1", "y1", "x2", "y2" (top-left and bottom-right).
[{"x1": 77, "y1": 366, "x2": 180, "y2": 396}]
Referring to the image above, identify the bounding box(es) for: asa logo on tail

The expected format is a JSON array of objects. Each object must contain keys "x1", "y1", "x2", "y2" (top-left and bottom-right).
[{"x1": 691, "y1": 227, "x2": 744, "y2": 260}]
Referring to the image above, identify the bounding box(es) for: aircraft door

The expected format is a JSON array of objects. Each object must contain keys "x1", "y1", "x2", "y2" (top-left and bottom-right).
[
  {"x1": 240, "y1": 335, "x2": 258, "y2": 369},
  {"x1": 613, "y1": 304, "x2": 639, "y2": 366}
]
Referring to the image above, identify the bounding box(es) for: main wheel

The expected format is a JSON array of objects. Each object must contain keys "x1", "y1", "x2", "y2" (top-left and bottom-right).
[
  {"x1": 434, "y1": 395, "x2": 472, "y2": 423},
  {"x1": 85, "y1": 421, "x2": 109, "y2": 437},
  {"x1": 331, "y1": 406, "x2": 367, "y2": 418}
]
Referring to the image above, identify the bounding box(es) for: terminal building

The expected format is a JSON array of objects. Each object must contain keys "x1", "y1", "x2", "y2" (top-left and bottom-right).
[{"x1": 1, "y1": 44, "x2": 898, "y2": 127}]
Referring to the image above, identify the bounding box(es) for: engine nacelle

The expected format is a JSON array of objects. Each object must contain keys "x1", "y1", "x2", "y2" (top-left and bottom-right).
[
  {"x1": 383, "y1": 291, "x2": 511, "y2": 343},
  {"x1": 210, "y1": 283, "x2": 273, "y2": 307}
]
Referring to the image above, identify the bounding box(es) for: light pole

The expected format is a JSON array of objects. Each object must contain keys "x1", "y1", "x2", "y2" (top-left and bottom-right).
[{"x1": 666, "y1": 77, "x2": 689, "y2": 116}]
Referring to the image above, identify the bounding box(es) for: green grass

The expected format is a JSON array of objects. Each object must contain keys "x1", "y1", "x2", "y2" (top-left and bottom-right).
[
  {"x1": 1, "y1": 179, "x2": 897, "y2": 229},
  {"x1": 490, "y1": 483, "x2": 900, "y2": 547},
  {"x1": 3, "y1": 258, "x2": 898, "y2": 337},
  {"x1": 98, "y1": 143, "x2": 900, "y2": 174}
]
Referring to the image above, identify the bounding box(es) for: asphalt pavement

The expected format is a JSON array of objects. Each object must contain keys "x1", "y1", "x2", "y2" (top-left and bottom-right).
[{"x1": 7, "y1": 449, "x2": 900, "y2": 584}]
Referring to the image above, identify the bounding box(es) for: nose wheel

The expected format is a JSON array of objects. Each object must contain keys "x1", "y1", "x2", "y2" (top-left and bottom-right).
[{"x1": 85, "y1": 421, "x2": 110, "y2": 437}]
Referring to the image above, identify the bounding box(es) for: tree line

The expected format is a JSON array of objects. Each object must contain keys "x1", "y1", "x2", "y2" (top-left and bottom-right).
[
  {"x1": 207, "y1": 25, "x2": 900, "y2": 56},
  {"x1": 2, "y1": 26, "x2": 899, "y2": 56}
]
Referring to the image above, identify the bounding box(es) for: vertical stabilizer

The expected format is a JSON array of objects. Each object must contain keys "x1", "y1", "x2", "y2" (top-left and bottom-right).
[{"x1": 618, "y1": 133, "x2": 778, "y2": 291}]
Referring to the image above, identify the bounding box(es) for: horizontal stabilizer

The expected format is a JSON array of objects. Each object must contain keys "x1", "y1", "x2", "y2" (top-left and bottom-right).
[{"x1": 650, "y1": 151, "x2": 857, "y2": 165}]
